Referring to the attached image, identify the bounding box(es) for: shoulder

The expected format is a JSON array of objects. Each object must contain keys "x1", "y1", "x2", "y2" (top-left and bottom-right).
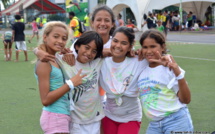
[{"x1": 36, "y1": 61, "x2": 51, "y2": 75}]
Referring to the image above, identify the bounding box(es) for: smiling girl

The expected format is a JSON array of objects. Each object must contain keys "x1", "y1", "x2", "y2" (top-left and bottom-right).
[
  {"x1": 138, "y1": 29, "x2": 193, "y2": 133},
  {"x1": 99, "y1": 27, "x2": 148, "y2": 134},
  {"x1": 56, "y1": 31, "x2": 104, "y2": 134},
  {"x1": 35, "y1": 21, "x2": 85, "y2": 134}
]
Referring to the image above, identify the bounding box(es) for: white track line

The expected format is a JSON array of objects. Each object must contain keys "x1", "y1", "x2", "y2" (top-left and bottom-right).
[{"x1": 174, "y1": 56, "x2": 215, "y2": 62}]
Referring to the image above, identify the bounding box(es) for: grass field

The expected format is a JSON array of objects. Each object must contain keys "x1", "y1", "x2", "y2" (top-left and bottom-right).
[{"x1": 0, "y1": 34, "x2": 215, "y2": 133}]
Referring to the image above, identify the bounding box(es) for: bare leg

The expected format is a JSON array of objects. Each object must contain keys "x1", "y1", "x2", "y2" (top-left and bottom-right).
[
  {"x1": 24, "y1": 50, "x2": 28, "y2": 61},
  {"x1": 4, "y1": 42, "x2": 8, "y2": 61},
  {"x1": 15, "y1": 51, "x2": 19, "y2": 62},
  {"x1": 8, "y1": 42, "x2": 13, "y2": 61}
]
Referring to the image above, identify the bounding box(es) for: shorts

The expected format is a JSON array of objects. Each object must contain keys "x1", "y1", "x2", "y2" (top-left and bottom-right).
[
  {"x1": 3, "y1": 40, "x2": 12, "y2": 44},
  {"x1": 102, "y1": 116, "x2": 141, "y2": 134},
  {"x1": 70, "y1": 121, "x2": 101, "y2": 134},
  {"x1": 146, "y1": 107, "x2": 193, "y2": 134},
  {"x1": 40, "y1": 110, "x2": 71, "y2": 134},
  {"x1": 33, "y1": 30, "x2": 39, "y2": 34},
  {"x1": 15, "y1": 41, "x2": 27, "y2": 51}
]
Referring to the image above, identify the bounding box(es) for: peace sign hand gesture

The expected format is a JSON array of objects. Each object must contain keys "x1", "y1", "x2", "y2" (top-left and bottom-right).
[{"x1": 70, "y1": 69, "x2": 87, "y2": 87}]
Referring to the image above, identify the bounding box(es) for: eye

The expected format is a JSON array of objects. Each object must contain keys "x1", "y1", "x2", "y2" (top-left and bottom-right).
[
  {"x1": 92, "y1": 50, "x2": 97, "y2": 54},
  {"x1": 85, "y1": 45, "x2": 90, "y2": 50},
  {"x1": 112, "y1": 39, "x2": 118, "y2": 43},
  {"x1": 121, "y1": 41, "x2": 128, "y2": 45}
]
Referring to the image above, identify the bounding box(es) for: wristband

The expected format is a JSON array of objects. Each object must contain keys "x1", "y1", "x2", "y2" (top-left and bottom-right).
[
  {"x1": 176, "y1": 72, "x2": 184, "y2": 80},
  {"x1": 66, "y1": 79, "x2": 74, "y2": 90}
]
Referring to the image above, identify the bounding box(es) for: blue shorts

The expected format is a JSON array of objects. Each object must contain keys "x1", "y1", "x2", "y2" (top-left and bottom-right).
[
  {"x1": 3, "y1": 40, "x2": 12, "y2": 44},
  {"x1": 146, "y1": 107, "x2": 193, "y2": 134}
]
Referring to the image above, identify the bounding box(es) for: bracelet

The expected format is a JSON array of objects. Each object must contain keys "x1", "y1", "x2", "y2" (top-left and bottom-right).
[
  {"x1": 176, "y1": 72, "x2": 184, "y2": 80},
  {"x1": 66, "y1": 79, "x2": 74, "y2": 90}
]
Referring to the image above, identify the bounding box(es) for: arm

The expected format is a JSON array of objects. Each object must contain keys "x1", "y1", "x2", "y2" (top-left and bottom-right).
[
  {"x1": 36, "y1": 61, "x2": 85, "y2": 106},
  {"x1": 33, "y1": 47, "x2": 56, "y2": 62},
  {"x1": 168, "y1": 55, "x2": 191, "y2": 104},
  {"x1": 102, "y1": 48, "x2": 112, "y2": 57}
]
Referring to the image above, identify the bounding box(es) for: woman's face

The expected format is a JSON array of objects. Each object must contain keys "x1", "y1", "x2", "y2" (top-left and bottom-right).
[
  {"x1": 91, "y1": 10, "x2": 114, "y2": 36},
  {"x1": 111, "y1": 32, "x2": 132, "y2": 63}
]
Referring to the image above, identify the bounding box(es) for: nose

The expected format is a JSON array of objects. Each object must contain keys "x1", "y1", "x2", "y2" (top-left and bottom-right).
[{"x1": 86, "y1": 50, "x2": 92, "y2": 57}]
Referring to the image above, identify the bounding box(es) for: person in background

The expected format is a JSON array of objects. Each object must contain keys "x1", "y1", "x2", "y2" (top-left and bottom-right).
[
  {"x1": 36, "y1": 16, "x2": 41, "y2": 29},
  {"x1": 12, "y1": 14, "x2": 28, "y2": 62},
  {"x1": 156, "y1": 20, "x2": 164, "y2": 32},
  {"x1": 69, "y1": 11, "x2": 82, "y2": 41},
  {"x1": 118, "y1": 14, "x2": 124, "y2": 27},
  {"x1": 187, "y1": 11, "x2": 193, "y2": 30},
  {"x1": 84, "y1": 13, "x2": 90, "y2": 31},
  {"x1": 138, "y1": 29, "x2": 193, "y2": 133},
  {"x1": 161, "y1": 10, "x2": 170, "y2": 36},
  {"x1": 28, "y1": 17, "x2": 39, "y2": 43},
  {"x1": 42, "y1": 16, "x2": 47, "y2": 26},
  {"x1": 142, "y1": 12, "x2": 156, "y2": 29},
  {"x1": 2, "y1": 30, "x2": 13, "y2": 61}
]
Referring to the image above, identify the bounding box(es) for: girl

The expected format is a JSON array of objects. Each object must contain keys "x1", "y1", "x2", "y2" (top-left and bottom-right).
[
  {"x1": 35, "y1": 21, "x2": 85, "y2": 134},
  {"x1": 2, "y1": 30, "x2": 13, "y2": 61},
  {"x1": 29, "y1": 17, "x2": 39, "y2": 43},
  {"x1": 138, "y1": 29, "x2": 193, "y2": 133},
  {"x1": 99, "y1": 26, "x2": 148, "y2": 134},
  {"x1": 56, "y1": 31, "x2": 104, "y2": 134}
]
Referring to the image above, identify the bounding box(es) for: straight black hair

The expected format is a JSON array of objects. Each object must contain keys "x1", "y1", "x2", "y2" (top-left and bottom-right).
[{"x1": 74, "y1": 31, "x2": 103, "y2": 59}]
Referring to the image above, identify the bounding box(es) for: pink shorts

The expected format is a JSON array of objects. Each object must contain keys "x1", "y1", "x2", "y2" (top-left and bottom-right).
[
  {"x1": 102, "y1": 116, "x2": 141, "y2": 134},
  {"x1": 40, "y1": 110, "x2": 71, "y2": 134}
]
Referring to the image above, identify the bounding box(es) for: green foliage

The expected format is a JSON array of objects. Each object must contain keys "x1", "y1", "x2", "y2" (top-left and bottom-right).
[{"x1": 48, "y1": 14, "x2": 66, "y2": 22}]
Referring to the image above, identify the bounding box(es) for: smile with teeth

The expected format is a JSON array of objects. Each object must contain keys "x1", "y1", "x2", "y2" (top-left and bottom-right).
[{"x1": 113, "y1": 48, "x2": 122, "y2": 53}]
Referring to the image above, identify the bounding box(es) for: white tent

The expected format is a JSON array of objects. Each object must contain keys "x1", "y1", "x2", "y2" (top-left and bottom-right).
[{"x1": 107, "y1": 0, "x2": 215, "y2": 30}]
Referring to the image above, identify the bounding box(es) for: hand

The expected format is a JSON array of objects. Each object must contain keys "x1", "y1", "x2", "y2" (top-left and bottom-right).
[
  {"x1": 37, "y1": 49, "x2": 56, "y2": 62},
  {"x1": 70, "y1": 69, "x2": 87, "y2": 87},
  {"x1": 127, "y1": 49, "x2": 135, "y2": 57},
  {"x1": 136, "y1": 48, "x2": 145, "y2": 61},
  {"x1": 166, "y1": 55, "x2": 181, "y2": 76},
  {"x1": 62, "y1": 53, "x2": 75, "y2": 66},
  {"x1": 59, "y1": 48, "x2": 72, "y2": 55},
  {"x1": 148, "y1": 51, "x2": 172, "y2": 66},
  {"x1": 102, "y1": 48, "x2": 112, "y2": 57}
]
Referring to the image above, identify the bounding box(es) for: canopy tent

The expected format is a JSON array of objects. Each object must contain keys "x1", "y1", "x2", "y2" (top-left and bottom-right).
[
  {"x1": 0, "y1": 0, "x2": 65, "y2": 16},
  {"x1": 107, "y1": 0, "x2": 215, "y2": 30}
]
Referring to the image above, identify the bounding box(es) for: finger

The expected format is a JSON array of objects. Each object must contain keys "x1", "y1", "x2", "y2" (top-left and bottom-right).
[
  {"x1": 47, "y1": 57, "x2": 56, "y2": 63},
  {"x1": 77, "y1": 69, "x2": 82, "y2": 75},
  {"x1": 155, "y1": 51, "x2": 162, "y2": 60},
  {"x1": 169, "y1": 55, "x2": 176, "y2": 63},
  {"x1": 81, "y1": 74, "x2": 87, "y2": 78}
]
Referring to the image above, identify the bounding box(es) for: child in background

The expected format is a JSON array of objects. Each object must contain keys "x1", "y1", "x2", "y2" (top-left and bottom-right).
[
  {"x1": 34, "y1": 21, "x2": 85, "y2": 134},
  {"x1": 138, "y1": 30, "x2": 193, "y2": 133},
  {"x1": 56, "y1": 31, "x2": 104, "y2": 134},
  {"x1": 12, "y1": 14, "x2": 28, "y2": 62},
  {"x1": 156, "y1": 20, "x2": 164, "y2": 33},
  {"x1": 28, "y1": 17, "x2": 39, "y2": 43},
  {"x1": 2, "y1": 30, "x2": 13, "y2": 61}
]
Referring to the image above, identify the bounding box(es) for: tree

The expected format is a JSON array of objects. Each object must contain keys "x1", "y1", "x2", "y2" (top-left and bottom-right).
[{"x1": 1, "y1": 0, "x2": 16, "y2": 9}]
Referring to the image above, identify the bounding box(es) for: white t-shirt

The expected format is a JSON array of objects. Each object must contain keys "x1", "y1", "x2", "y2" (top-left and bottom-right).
[
  {"x1": 99, "y1": 56, "x2": 148, "y2": 122},
  {"x1": 138, "y1": 65, "x2": 186, "y2": 121},
  {"x1": 56, "y1": 54, "x2": 104, "y2": 124}
]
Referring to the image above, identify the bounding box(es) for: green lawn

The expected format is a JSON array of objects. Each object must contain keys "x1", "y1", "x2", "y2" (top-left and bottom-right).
[{"x1": 0, "y1": 36, "x2": 215, "y2": 133}]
